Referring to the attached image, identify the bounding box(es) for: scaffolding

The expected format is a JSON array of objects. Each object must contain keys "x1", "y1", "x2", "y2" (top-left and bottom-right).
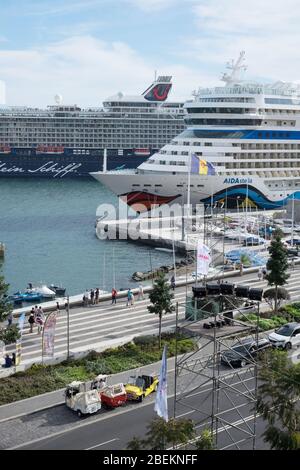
[{"x1": 173, "y1": 291, "x2": 265, "y2": 450}]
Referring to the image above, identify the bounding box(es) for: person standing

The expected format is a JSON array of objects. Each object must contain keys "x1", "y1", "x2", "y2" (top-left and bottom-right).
[
  {"x1": 28, "y1": 312, "x2": 35, "y2": 333},
  {"x1": 11, "y1": 352, "x2": 16, "y2": 366},
  {"x1": 111, "y1": 288, "x2": 117, "y2": 304},
  {"x1": 7, "y1": 312, "x2": 13, "y2": 327},
  {"x1": 90, "y1": 289, "x2": 95, "y2": 305},
  {"x1": 36, "y1": 307, "x2": 44, "y2": 335},
  {"x1": 258, "y1": 268, "x2": 263, "y2": 281},
  {"x1": 170, "y1": 275, "x2": 176, "y2": 291},
  {"x1": 95, "y1": 288, "x2": 100, "y2": 304},
  {"x1": 138, "y1": 284, "x2": 144, "y2": 301},
  {"x1": 127, "y1": 288, "x2": 134, "y2": 306}
]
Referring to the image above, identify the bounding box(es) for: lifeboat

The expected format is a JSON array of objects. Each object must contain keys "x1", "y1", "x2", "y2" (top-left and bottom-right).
[{"x1": 36, "y1": 145, "x2": 64, "y2": 154}]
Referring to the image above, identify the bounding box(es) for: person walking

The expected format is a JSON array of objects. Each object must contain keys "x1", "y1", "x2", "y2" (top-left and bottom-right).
[
  {"x1": 138, "y1": 284, "x2": 144, "y2": 301},
  {"x1": 90, "y1": 289, "x2": 95, "y2": 305},
  {"x1": 258, "y1": 268, "x2": 263, "y2": 281},
  {"x1": 291, "y1": 258, "x2": 295, "y2": 270},
  {"x1": 239, "y1": 263, "x2": 243, "y2": 276},
  {"x1": 127, "y1": 288, "x2": 134, "y2": 306},
  {"x1": 170, "y1": 275, "x2": 176, "y2": 291},
  {"x1": 7, "y1": 312, "x2": 13, "y2": 327},
  {"x1": 95, "y1": 288, "x2": 100, "y2": 304},
  {"x1": 28, "y1": 312, "x2": 35, "y2": 333},
  {"x1": 36, "y1": 307, "x2": 45, "y2": 335},
  {"x1": 111, "y1": 287, "x2": 117, "y2": 304}
]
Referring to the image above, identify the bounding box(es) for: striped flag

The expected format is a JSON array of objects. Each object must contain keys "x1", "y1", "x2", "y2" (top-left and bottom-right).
[
  {"x1": 191, "y1": 154, "x2": 216, "y2": 175},
  {"x1": 154, "y1": 344, "x2": 168, "y2": 422}
]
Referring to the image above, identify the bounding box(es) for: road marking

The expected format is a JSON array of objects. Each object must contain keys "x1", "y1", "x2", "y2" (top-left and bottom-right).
[{"x1": 86, "y1": 438, "x2": 119, "y2": 450}]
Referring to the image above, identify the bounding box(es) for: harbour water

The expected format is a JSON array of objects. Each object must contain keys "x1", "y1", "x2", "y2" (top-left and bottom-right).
[{"x1": 0, "y1": 179, "x2": 175, "y2": 295}]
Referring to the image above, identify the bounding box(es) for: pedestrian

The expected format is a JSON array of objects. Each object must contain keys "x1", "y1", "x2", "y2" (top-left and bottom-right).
[
  {"x1": 11, "y1": 352, "x2": 16, "y2": 366},
  {"x1": 239, "y1": 264, "x2": 243, "y2": 276},
  {"x1": 170, "y1": 275, "x2": 176, "y2": 290},
  {"x1": 7, "y1": 312, "x2": 13, "y2": 327},
  {"x1": 111, "y1": 287, "x2": 117, "y2": 304},
  {"x1": 258, "y1": 268, "x2": 263, "y2": 281},
  {"x1": 262, "y1": 268, "x2": 267, "y2": 279},
  {"x1": 127, "y1": 288, "x2": 134, "y2": 306},
  {"x1": 34, "y1": 305, "x2": 39, "y2": 318},
  {"x1": 28, "y1": 312, "x2": 35, "y2": 333},
  {"x1": 291, "y1": 258, "x2": 295, "y2": 270},
  {"x1": 90, "y1": 289, "x2": 95, "y2": 305},
  {"x1": 56, "y1": 301, "x2": 60, "y2": 311},
  {"x1": 2, "y1": 354, "x2": 12, "y2": 368},
  {"x1": 95, "y1": 288, "x2": 100, "y2": 304},
  {"x1": 36, "y1": 307, "x2": 44, "y2": 335},
  {"x1": 138, "y1": 284, "x2": 144, "y2": 301}
]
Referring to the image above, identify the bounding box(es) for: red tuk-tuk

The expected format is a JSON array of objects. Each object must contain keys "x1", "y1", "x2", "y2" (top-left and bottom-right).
[{"x1": 91, "y1": 375, "x2": 127, "y2": 409}]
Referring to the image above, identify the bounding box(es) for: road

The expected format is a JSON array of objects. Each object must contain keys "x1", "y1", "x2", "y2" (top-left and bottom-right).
[
  {"x1": 10, "y1": 369, "x2": 269, "y2": 450},
  {"x1": 5, "y1": 266, "x2": 300, "y2": 365}
]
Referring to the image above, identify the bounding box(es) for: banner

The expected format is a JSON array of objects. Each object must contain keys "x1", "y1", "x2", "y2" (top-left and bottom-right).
[
  {"x1": 154, "y1": 344, "x2": 168, "y2": 422},
  {"x1": 196, "y1": 240, "x2": 211, "y2": 276},
  {"x1": 42, "y1": 311, "x2": 57, "y2": 357}
]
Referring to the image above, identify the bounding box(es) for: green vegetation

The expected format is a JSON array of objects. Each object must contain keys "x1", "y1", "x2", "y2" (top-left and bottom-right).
[
  {"x1": 126, "y1": 417, "x2": 214, "y2": 450},
  {"x1": 0, "y1": 332, "x2": 196, "y2": 406},
  {"x1": 148, "y1": 273, "x2": 175, "y2": 348},
  {"x1": 257, "y1": 349, "x2": 300, "y2": 450},
  {"x1": 240, "y1": 301, "x2": 300, "y2": 331},
  {"x1": 0, "y1": 267, "x2": 20, "y2": 344},
  {"x1": 265, "y1": 229, "x2": 289, "y2": 313}
]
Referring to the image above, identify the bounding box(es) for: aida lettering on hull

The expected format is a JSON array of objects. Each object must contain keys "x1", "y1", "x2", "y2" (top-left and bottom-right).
[{"x1": 223, "y1": 177, "x2": 253, "y2": 184}]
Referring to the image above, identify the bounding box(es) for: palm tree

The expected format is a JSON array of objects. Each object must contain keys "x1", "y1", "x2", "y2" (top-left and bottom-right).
[
  {"x1": 148, "y1": 272, "x2": 175, "y2": 348},
  {"x1": 257, "y1": 349, "x2": 300, "y2": 450}
]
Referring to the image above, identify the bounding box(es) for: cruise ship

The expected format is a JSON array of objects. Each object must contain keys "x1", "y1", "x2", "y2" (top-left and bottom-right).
[
  {"x1": 0, "y1": 76, "x2": 185, "y2": 178},
  {"x1": 91, "y1": 52, "x2": 300, "y2": 211}
]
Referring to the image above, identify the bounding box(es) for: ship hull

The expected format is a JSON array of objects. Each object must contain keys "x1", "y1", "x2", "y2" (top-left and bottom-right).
[
  {"x1": 91, "y1": 171, "x2": 299, "y2": 211},
  {"x1": 0, "y1": 148, "x2": 151, "y2": 178}
]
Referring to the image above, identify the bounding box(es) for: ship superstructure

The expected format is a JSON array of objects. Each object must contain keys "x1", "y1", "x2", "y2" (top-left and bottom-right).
[
  {"x1": 92, "y1": 52, "x2": 300, "y2": 210},
  {"x1": 0, "y1": 76, "x2": 185, "y2": 178}
]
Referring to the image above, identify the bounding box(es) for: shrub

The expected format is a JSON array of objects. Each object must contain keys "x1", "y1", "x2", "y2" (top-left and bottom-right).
[{"x1": 133, "y1": 335, "x2": 158, "y2": 349}]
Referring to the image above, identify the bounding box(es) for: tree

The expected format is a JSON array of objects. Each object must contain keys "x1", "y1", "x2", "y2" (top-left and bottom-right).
[
  {"x1": 263, "y1": 287, "x2": 290, "y2": 311},
  {"x1": 265, "y1": 229, "x2": 289, "y2": 313},
  {"x1": 0, "y1": 268, "x2": 19, "y2": 344},
  {"x1": 148, "y1": 273, "x2": 174, "y2": 348},
  {"x1": 0, "y1": 270, "x2": 12, "y2": 323},
  {"x1": 126, "y1": 417, "x2": 215, "y2": 450},
  {"x1": 257, "y1": 349, "x2": 300, "y2": 450},
  {"x1": 0, "y1": 324, "x2": 21, "y2": 345},
  {"x1": 195, "y1": 429, "x2": 215, "y2": 450}
]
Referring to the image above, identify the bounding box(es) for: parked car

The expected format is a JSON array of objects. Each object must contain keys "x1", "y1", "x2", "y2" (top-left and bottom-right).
[
  {"x1": 243, "y1": 236, "x2": 265, "y2": 246},
  {"x1": 285, "y1": 238, "x2": 300, "y2": 246},
  {"x1": 64, "y1": 381, "x2": 102, "y2": 417},
  {"x1": 221, "y1": 338, "x2": 271, "y2": 367},
  {"x1": 125, "y1": 374, "x2": 159, "y2": 402},
  {"x1": 268, "y1": 322, "x2": 300, "y2": 350}
]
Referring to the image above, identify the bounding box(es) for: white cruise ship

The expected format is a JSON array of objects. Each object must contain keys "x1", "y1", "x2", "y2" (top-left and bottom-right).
[{"x1": 91, "y1": 52, "x2": 300, "y2": 211}]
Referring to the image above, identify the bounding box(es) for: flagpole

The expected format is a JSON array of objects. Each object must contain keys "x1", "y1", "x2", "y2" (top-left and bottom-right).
[{"x1": 187, "y1": 151, "x2": 191, "y2": 218}]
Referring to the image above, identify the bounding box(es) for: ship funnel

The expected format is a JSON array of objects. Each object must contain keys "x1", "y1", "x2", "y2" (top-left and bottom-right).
[{"x1": 142, "y1": 75, "x2": 172, "y2": 102}]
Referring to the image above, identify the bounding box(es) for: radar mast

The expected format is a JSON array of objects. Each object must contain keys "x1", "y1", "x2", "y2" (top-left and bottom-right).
[{"x1": 221, "y1": 51, "x2": 247, "y2": 86}]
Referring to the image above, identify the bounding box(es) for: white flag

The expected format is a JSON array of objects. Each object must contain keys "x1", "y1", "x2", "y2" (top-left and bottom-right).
[
  {"x1": 154, "y1": 344, "x2": 168, "y2": 422},
  {"x1": 196, "y1": 240, "x2": 211, "y2": 276}
]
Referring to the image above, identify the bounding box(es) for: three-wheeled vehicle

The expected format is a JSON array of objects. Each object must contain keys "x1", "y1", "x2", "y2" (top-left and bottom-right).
[
  {"x1": 91, "y1": 374, "x2": 127, "y2": 409},
  {"x1": 125, "y1": 373, "x2": 159, "y2": 402},
  {"x1": 64, "y1": 381, "x2": 101, "y2": 417}
]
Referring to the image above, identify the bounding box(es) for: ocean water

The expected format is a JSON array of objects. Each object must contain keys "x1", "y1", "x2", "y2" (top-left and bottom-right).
[{"x1": 0, "y1": 178, "x2": 174, "y2": 295}]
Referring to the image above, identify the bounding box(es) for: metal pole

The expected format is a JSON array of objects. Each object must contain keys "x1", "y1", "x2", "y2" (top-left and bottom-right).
[
  {"x1": 173, "y1": 302, "x2": 179, "y2": 422},
  {"x1": 291, "y1": 193, "x2": 295, "y2": 247},
  {"x1": 252, "y1": 301, "x2": 260, "y2": 450},
  {"x1": 103, "y1": 251, "x2": 106, "y2": 292},
  {"x1": 112, "y1": 247, "x2": 116, "y2": 288},
  {"x1": 172, "y1": 223, "x2": 176, "y2": 282},
  {"x1": 66, "y1": 297, "x2": 70, "y2": 358}
]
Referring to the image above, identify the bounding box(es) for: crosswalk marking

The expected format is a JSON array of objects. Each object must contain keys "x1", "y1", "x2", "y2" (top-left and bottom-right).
[{"x1": 6, "y1": 269, "x2": 300, "y2": 365}]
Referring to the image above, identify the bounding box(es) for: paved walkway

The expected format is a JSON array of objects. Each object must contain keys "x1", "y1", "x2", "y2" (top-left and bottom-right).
[{"x1": 3, "y1": 266, "x2": 300, "y2": 371}]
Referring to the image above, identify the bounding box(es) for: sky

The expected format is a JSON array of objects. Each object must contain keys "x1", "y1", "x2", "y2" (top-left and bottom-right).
[{"x1": 0, "y1": 0, "x2": 300, "y2": 107}]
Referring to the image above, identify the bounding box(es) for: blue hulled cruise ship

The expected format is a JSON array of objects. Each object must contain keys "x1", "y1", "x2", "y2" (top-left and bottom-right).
[{"x1": 0, "y1": 76, "x2": 185, "y2": 178}]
